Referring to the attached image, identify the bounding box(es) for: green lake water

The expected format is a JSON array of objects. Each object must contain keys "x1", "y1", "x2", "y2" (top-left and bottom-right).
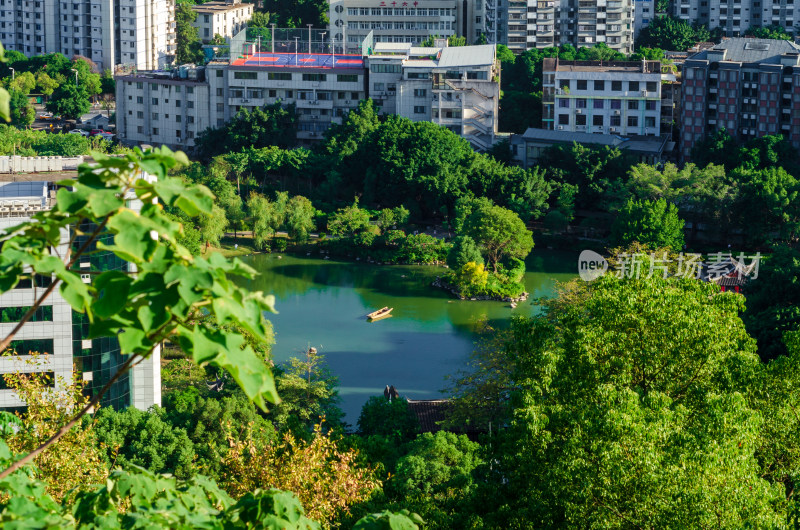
[{"x1": 241, "y1": 250, "x2": 577, "y2": 423}]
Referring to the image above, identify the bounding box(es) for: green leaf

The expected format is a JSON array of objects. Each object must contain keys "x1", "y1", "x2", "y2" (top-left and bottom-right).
[
  {"x1": 92, "y1": 271, "x2": 132, "y2": 318},
  {"x1": 118, "y1": 328, "x2": 148, "y2": 354}
]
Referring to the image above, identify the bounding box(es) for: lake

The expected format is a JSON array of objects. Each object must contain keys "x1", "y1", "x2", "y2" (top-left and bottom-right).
[{"x1": 241, "y1": 250, "x2": 577, "y2": 423}]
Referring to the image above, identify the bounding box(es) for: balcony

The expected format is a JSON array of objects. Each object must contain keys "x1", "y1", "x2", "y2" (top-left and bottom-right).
[{"x1": 296, "y1": 98, "x2": 334, "y2": 109}]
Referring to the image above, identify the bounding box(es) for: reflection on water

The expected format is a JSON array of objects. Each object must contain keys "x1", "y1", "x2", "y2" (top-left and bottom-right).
[{"x1": 240, "y1": 250, "x2": 576, "y2": 423}]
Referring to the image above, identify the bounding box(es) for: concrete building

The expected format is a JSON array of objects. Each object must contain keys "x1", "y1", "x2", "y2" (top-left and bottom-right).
[
  {"x1": 512, "y1": 128, "x2": 672, "y2": 167},
  {"x1": 542, "y1": 58, "x2": 672, "y2": 136},
  {"x1": 191, "y1": 0, "x2": 252, "y2": 44},
  {"x1": 0, "y1": 168, "x2": 160, "y2": 411},
  {"x1": 680, "y1": 38, "x2": 800, "y2": 161},
  {"x1": 367, "y1": 42, "x2": 499, "y2": 150},
  {"x1": 116, "y1": 52, "x2": 368, "y2": 148},
  {"x1": 674, "y1": 0, "x2": 800, "y2": 36},
  {"x1": 510, "y1": 0, "x2": 634, "y2": 55},
  {"x1": 329, "y1": 0, "x2": 486, "y2": 53},
  {"x1": 0, "y1": 0, "x2": 175, "y2": 71},
  {"x1": 116, "y1": 38, "x2": 500, "y2": 152}
]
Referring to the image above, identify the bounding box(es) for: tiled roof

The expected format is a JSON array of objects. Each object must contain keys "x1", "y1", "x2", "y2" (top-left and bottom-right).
[
  {"x1": 689, "y1": 38, "x2": 800, "y2": 64},
  {"x1": 406, "y1": 399, "x2": 450, "y2": 433}
]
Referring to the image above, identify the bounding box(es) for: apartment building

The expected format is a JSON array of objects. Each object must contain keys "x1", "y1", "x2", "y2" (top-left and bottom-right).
[
  {"x1": 0, "y1": 173, "x2": 160, "y2": 411},
  {"x1": 542, "y1": 58, "x2": 671, "y2": 136},
  {"x1": 0, "y1": 0, "x2": 174, "y2": 71},
  {"x1": 329, "y1": 0, "x2": 486, "y2": 53},
  {"x1": 368, "y1": 42, "x2": 499, "y2": 150},
  {"x1": 680, "y1": 38, "x2": 800, "y2": 161},
  {"x1": 674, "y1": 0, "x2": 799, "y2": 35},
  {"x1": 191, "y1": 0, "x2": 252, "y2": 44},
  {"x1": 508, "y1": 0, "x2": 634, "y2": 55},
  {"x1": 116, "y1": 53, "x2": 368, "y2": 147}
]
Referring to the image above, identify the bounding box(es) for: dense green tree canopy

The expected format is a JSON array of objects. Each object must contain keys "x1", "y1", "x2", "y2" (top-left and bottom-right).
[
  {"x1": 462, "y1": 202, "x2": 534, "y2": 271},
  {"x1": 636, "y1": 16, "x2": 710, "y2": 51},
  {"x1": 176, "y1": 3, "x2": 204, "y2": 64},
  {"x1": 46, "y1": 82, "x2": 91, "y2": 118},
  {"x1": 195, "y1": 104, "x2": 299, "y2": 160},
  {"x1": 8, "y1": 89, "x2": 33, "y2": 128},
  {"x1": 610, "y1": 197, "x2": 685, "y2": 250}
]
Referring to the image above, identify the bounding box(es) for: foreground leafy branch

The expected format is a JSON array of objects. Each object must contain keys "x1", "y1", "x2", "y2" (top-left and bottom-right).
[{"x1": 0, "y1": 147, "x2": 279, "y2": 478}]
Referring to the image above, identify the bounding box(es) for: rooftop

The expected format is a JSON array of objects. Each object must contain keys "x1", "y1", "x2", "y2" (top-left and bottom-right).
[
  {"x1": 191, "y1": 0, "x2": 251, "y2": 12},
  {"x1": 544, "y1": 58, "x2": 662, "y2": 73},
  {"x1": 689, "y1": 37, "x2": 800, "y2": 64},
  {"x1": 520, "y1": 128, "x2": 670, "y2": 155},
  {"x1": 370, "y1": 43, "x2": 495, "y2": 68},
  {"x1": 229, "y1": 52, "x2": 365, "y2": 69}
]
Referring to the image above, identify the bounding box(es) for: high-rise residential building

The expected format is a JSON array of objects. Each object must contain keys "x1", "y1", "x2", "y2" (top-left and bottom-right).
[
  {"x1": 115, "y1": 38, "x2": 500, "y2": 151},
  {"x1": 542, "y1": 58, "x2": 671, "y2": 136},
  {"x1": 191, "y1": 0, "x2": 252, "y2": 44},
  {"x1": 680, "y1": 38, "x2": 800, "y2": 161},
  {"x1": 0, "y1": 0, "x2": 175, "y2": 71},
  {"x1": 328, "y1": 0, "x2": 486, "y2": 53},
  {"x1": 511, "y1": 0, "x2": 634, "y2": 54},
  {"x1": 674, "y1": 0, "x2": 799, "y2": 36},
  {"x1": 0, "y1": 168, "x2": 161, "y2": 411}
]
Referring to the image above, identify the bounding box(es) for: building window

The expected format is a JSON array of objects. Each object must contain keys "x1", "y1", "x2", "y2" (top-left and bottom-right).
[
  {"x1": 0, "y1": 306, "x2": 52, "y2": 323},
  {"x1": 593, "y1": 115, "x2": 603, "y2": 126},
  {"x1": 337, "y1": 74, "x2": 358, "y2": 82},
  {"x1": 176, "y1": 115, "x2": 182, "y2": 122},
  {"x1": 646, "y1": 81, "x2": 657, "y2": 92},
  {"x1": 645, "y1": 116, "x2": 656, "y2": 127},
  {"x1": 576, "y1": 114, "x2": 586, "y2": 125},
  {"x1": 577, "y1": 79, "x2": 587, "y2": 90},
  {"x1": 233, "y1": 71, "x2": 259, "y2": 80},
  {"x1": 216, "y1": 69, "x2": 223, "y2": 77},
  {"x1": 559, "y1": 99, "x2": 569, "y2": 108},
  {"x1": 610, "y1": 99, "x2": 621, "y2": 109},
  {"x1": 576, "y1": 99, "x2": 587, "y2": 108},
  {"x1": 612, "y1": 80, "x2": 622, "y2": 91},
  {"x1": 374, "y1": 82, "x2": 385, "y2": 91},
  {"x1": 302, "y1": 73, "x2": 327, "y2": 82},
  {"x1": 594, "y1": 80, "x2": 604, "y2": 91},
  {"x1": 137, "y1": 111, "x2": 143, "y2": 118},
  {"x1": 627, "y1": 116, "x2": 638, "y2": 127},
  {"x1": 187, "y1": 101, "x2": 194, "y2": 109},
  {"x1": 151, "y1": 98, "x2": 158, "y2": 104},
  {"x1": 268, "y1": 72, "x2": 292, "y2": 80},
  {"x1": 413, "y1": 88, "x2": 427, "y2": 97},
  {"x1": 153, "y1": 127, "x2": 159, "y2": 135},
  {"x1": 558, "y1": 114, "x2": 569, "y2": 125},
  {"x1": 628, "y1": 81, "x2": 639, "y2": 91},
  {"x1": 646, "y1": 100, "x2": 656, "y2": 110},
  {"x1": 414, "y1": 105, "x2": 426, "y2": 113},
  {"x1": 628, "y1": 100, "x2": 639, "y2": 110},
  {"x1": 610, "y1": 115, "x2": 621, "y2": 126},
  {"x1": 593, "y1": 99, "x2": 604, "y2": 109}
]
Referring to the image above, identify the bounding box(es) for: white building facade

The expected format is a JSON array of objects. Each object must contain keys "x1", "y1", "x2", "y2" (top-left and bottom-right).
[
  {"x1": 0, "y1": 0, "x2": 174, "y2": 71},
  {"x1": 674, "y1": 0, "x2": 800, "y2": 36},
  {"x1": 0, "y1": 175, "x2": 160, "y2": 411},
  {"x1": 329, "y1": 0, "x2": 487, "y2": 53},
  {"x1": 191, "y1": 0, "x2": 252, "y2": 44},
  {"x1": 517, "y1": 0, "x2": 634, "y2": 54},
  {"x1": 542, "y1": 58, "x2": 667, "y2": 136},
  {"x1": 368, "y1": 43, "x2": 499, "y2": 150}
]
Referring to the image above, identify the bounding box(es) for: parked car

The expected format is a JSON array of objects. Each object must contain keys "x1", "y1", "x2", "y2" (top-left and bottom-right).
[
  {"x1": 89, "y1": 129, "x2": 104, "y2": 136},
  {"x1": 69, "y1": 129, "x2": 90, "y2": 137},
  {"x1": 98, "y1": 132, "x2": 115, "y2": 141},
  {"x1": 37, "y1": 112, "x2": 53, "y2": 120}
]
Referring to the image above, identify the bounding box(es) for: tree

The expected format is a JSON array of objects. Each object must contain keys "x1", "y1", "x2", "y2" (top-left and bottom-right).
[
  {"x1": 210, "y1": 33, "x2": 226, "y2": 45},
  {"x1": 462, "y1": 203, "x2": 534, "y2": 272},
  {"x1": 357, "y1": 396, "x2": 420, "y2": 443},
  {"x1": 731, "y1": 166, "x2": 800, "y2": 245},
  {"x1": 327, "y1": 199, "x2": 371, "y2": 238},
  {"x1": 176, "y1": 3, "x2": 204, "y2": 64},
  {"x1": 636, "y1": 15, "x2": 707, "y2": 51},
  {"x1": 220, "y1": 426, "x2": 381, "y2": 525},
  {"x1": 261, "y1": 0, "x2": 327, "y2": 27},
  {"x1": 0, "y1": 147, "x2": 278, "y2": 483},
  {"x1": 284, "y1": 195, "x2": 315, "y2": 241},
  {"x1": 8, "y1": 89, "x2": 34, "y2": 128},
  {"x1": 93, "y1": 406, "x2": 196, "y2": 478},
  {"x1": 484, "y1": 276, "x2": 787, "y2": 527},
  {"x1": 1, "y1": 370, "x2": 107, "y2": 502},
  {"x1": 194, "y1": 104, "x2": 299, "y2": 160},
  {"x1": 10, "y1": 71, "x2": 35, "y2": 95},
  {"x1": 746, "y1": 24, "x2": 792, "y2": 40},
  {"x1": 743, "y1": 247, "x2": 800, "y2": 360},
  {"x1": 100, "y1": 68, "x2": 115, "y2": 94},
  {"x1": 46, "y1": 82, "x2": 91, "y2": 119},
  {"x1": 198, "y1": 204, "x2": 229, "y2": 247},
  {"x1": 35, "y1": 71, "x2": 58, "y2": 99},
  {"x1": 446, "y1": 235, "x2": 484, "y2": 270},
  {"x1": 248, "y1": 192, "x2": 285, "y2": 250},
  {"x1": 610, "y1": 197, "x2": 685, "y2": 250}
]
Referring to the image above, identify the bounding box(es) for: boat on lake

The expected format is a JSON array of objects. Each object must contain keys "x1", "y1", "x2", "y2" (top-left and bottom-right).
[{"x1": 367, "y1": 307, "x2": 393, "y2": 321}]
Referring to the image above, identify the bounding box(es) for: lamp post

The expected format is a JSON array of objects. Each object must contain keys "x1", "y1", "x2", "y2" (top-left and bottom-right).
[
  {"x1": 294, "y1": 37, "x2": 299, "y2": 65},
  {"x1": 270, "y1": 23, "x2": 275, "y2": 52},
  {"x1": 71, "y1": 68, "x2": 78, "y2": 86},
  {"x1": 9, "y1": 68, "x2": 14, "y2": 81},
  {"x1": 307, "y1": 23, "x2": 312, "y2": 54}
]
